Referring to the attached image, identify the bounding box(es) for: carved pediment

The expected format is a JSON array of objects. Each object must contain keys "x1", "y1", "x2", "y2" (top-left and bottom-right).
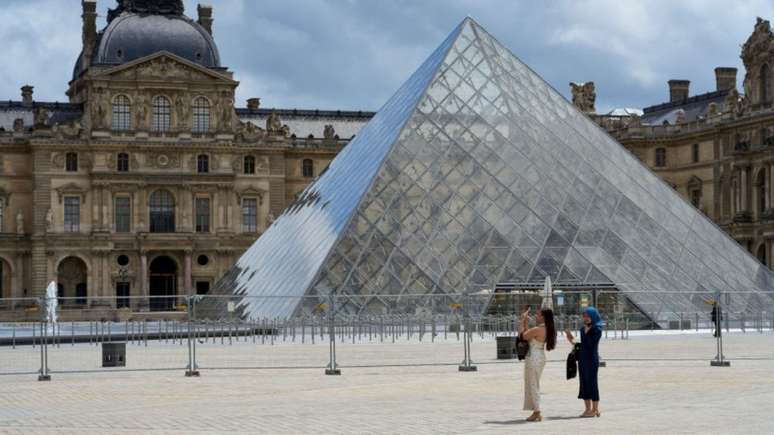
[
  {"x1": 103, "y1": 52, "x2": 237, "y2": 84},
  {"x1": 687, "y1": 175, "x2": 703, "y2": 190},
  {"x1": 55, "y1": 183, "x2": 87, "y2": 203},
  {"x1": 236, "y1": 187, "x2": 267, "y2": 205}
]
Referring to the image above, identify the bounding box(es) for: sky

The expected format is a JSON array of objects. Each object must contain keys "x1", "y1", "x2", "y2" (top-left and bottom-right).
[{"x1": 1, "y1": 0, "x2": 774, "y2": 113}]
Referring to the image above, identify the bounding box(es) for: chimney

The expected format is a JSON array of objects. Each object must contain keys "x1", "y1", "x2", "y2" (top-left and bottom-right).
[
  {"x1": 21, "y1": 85, "x2": 33, "y2": 106},
  {"x1": 247, "y1": 98, "x2": 261, "y2": 110},
  {"x1": 715, "y1": 67, "x2": 737, "y2": 91},
  {"x1": 81, "y1": 1, "x2": 97, "y2": 72},
  {"x1": 668, "y1": 80, "x2": 690, "y2": 103},
  {"x1": 197, "y1": 4, "x2": 214, "y2": 35}
]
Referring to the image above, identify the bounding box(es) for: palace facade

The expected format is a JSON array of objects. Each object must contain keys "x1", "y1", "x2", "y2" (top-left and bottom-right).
[
  {"x1": 2, "y1": 2, "x2": 774, "y2": 320},
  {"x1": 0, "y1": 0, "x2": 372, "y2": 319},
  {"x1": 576, "y1": 17, "x2": 774, "y2": 273}
]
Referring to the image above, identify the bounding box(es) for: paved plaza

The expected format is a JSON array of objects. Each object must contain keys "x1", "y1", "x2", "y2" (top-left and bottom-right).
[{"x1": 0, "y1": 331, "x2": 773, "y2": 434}]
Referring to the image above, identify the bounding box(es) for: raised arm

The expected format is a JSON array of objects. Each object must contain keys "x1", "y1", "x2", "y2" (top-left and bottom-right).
[
  {"x1": 564, "y1": 328, "x2": 575, "y2": 344},
  {"x1": 518, "y1": 307, "x2": 530, "y2": 335}
]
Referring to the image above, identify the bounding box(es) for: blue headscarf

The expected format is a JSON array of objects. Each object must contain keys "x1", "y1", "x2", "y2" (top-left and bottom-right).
[{"x1": 583, "y1": 306, "x2": 604, "y2": 330}]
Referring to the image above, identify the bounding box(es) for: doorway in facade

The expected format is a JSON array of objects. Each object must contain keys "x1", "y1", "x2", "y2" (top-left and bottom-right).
[{"x1": 149, "y1": 256, "x2": 177, "y2": 311}]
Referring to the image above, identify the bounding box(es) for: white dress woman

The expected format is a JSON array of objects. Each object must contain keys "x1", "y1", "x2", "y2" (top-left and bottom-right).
[{"x1": 518, "y1": 307, "x2": 557, "y2": 422}]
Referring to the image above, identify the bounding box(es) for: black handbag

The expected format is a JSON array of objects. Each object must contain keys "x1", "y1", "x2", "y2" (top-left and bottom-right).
[
  {"x1": 566, "y1": 343, "x2": 580, "y2": 380},
  {"x1": 516, "y1": 334, "x2": 530, "y2": 360}
]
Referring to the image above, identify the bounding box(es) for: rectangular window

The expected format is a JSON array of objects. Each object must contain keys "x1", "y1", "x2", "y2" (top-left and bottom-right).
[
  {"x1": 242, "y1": 198, "x2": 257, "y2": 232},
  {"x1": 196, "y1": 281, "x2": 210, "y2": 295},
  {"x1": 65, "y1": 153, "x2": 78, "y2": 172},
  {"x1": 116, "y1": 282, "x2": 130, "y2": 308},
  {"x1": 692, "y1": 143, "x2": 700, "y2": 163},
  {"x1": 115, "y1": 197, "x2": 131, "y2": 233},
  {"x1": 64, "y1": 197, "x2": 80, "y2": 232},
  {"x1": 195, "y1": 197, "x2": 210, "y2": 233}
]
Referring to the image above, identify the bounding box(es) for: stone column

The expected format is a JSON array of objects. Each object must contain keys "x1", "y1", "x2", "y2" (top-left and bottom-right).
[
  {"x1": 184, "y1": 249, "x2": 192, "y2": 296},
  {"x1": 102, "y1": 187, "x2": 111, "y2": 230},
  {"x1": 102, "y1": 253, "x2": 111, "y2": 306},
  {"x1": 741, "y1": 166, "x2": 749, "y2": 211},
  {"x1": 139, "y1": 251, "x2": 148, "y2": 311},
  {"x1": 137, "y1": 185, "x2": 147, "y2": 232},
  {"x1": 91, "y1": 186, "x2": 101, "y2": 232}
]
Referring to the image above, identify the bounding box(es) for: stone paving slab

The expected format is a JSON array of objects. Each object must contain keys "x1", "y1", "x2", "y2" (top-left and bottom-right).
[{"x1": 0, "y1": 332, "x2": 772, "y2": 434}]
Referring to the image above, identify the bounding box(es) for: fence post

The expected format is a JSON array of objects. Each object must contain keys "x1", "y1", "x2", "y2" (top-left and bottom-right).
[
  {"x1": 185, "y1": 296, "x2": 200, "y2": 377},
  {"x1": 38, "y1": 298, "x2": 51, "y2": 381},
  {"x1": 325, "y1": 293, "x2": 341, "y2": 375},
  {"x1": 458, "y1": 296, "x2": 477, "y2": 372}
]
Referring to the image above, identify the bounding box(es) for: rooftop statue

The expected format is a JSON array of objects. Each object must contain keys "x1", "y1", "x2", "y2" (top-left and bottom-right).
[{"x1": 108, "y1": 0, "x2": 185, "y2": 22}]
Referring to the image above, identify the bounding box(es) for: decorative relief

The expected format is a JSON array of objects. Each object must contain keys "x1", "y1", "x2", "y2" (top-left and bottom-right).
[
  {"x1": 236, "y1": 121, "x2": 265, "y2": 142},
  {"x1": 266, "y1": 112, "x2": 291, "y2": 137},
  {"x1": 55, "y1": 183, "x2": 87, "y2": 203},
  {"x1": 53, "y1": 118, "x2": 83, "y2": 139},
  {"x1": 236, "y1": 187, "x2": 267, "y2": 205},
  {"x1": 147, "y1": 152, "x2": 180, "y2": 169},
  {"x1": 89, "y1": 87, "x2": 109, "y2": 129}
]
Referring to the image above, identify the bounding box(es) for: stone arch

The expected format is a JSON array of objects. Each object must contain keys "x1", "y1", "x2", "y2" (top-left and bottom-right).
[
  {"x1": 0, "y1": 255, "x2": 13, "y2": 301},
  {"x1": 56, "y1": 255, "x2": 89, "y2": 307},
  {"x1": 148, "y1": 254, "x2": 179, "y2": 311}
]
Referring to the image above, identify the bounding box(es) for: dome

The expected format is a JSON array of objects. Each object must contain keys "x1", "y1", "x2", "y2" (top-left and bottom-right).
[{"x1": 73, "y1": 7, "x2": 220, "y2": 80}]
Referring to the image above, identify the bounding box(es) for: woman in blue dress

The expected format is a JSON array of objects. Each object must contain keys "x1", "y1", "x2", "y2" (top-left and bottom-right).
[{"x1": 565, "y1": 307, "x2": 603, "y2": 418}]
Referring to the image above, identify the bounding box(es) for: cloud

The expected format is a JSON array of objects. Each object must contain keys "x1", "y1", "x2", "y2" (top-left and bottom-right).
[{"x1": 1, "y1": 0, "x2": 773, "y2": 113}]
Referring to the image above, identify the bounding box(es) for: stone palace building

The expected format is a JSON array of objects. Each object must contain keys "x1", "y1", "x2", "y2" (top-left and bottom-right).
[
  {"x1": 1, "y1": 1, "x2": 773, "y2": 320},
  {"x1": 0, "y1": 0, "x2": 371, "y2": 319},
  {"x1": 577, "y1": 17, "x2": 774, "y2": 273}
]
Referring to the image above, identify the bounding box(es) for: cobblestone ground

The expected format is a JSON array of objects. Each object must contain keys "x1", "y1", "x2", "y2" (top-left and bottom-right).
[{"x1": 0, "y1": 332, "x2": 772, "y2": 434}]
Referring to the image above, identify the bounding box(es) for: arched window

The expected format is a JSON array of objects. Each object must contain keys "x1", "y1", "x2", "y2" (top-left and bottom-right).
[
  {"x1": 152, "y1": 96, "x2": 171, "y2": 132},
  {"x1": 654, "y1": 148, "x2": 666, "y2": 167},
  {"x1": 192, "y1": 97, "x2": 210, "y2": 133},
  {"x1": 761, "y1": 64, "x2": 769, "y2": 104},
  {"x1": 302, "y1": 159, "x2": 314, "y2": 178},
  {"x1": 244, "y1": 155, "x2": 255, "y2": 174},
  {"x1": 65, "y1": 152, "x2": 78, "y2": 172},
  {"x1": 117, "y1": 152, "x2": 129, "y2": 172},
  {"x1": 197, "y1": 154, "x2": 209, "y2": 173},
  {"x1": 149, "y1": 189, "x2": 175, "y2": 233},
  {"x1": 112, "y1": 95, "x2": 131, "y2": 131}
]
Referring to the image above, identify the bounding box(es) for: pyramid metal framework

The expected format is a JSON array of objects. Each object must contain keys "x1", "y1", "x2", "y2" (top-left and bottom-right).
[{"x1": 204, "y1": 18, "x2": 774, "y2": 321}]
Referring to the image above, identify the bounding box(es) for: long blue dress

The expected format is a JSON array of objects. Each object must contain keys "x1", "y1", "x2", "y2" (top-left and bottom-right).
[{"x1": 578, "y1": 326, "x2": 601, "y2": 401}]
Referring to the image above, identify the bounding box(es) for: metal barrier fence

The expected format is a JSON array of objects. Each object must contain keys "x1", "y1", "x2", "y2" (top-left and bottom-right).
[{"x1": 1, "y1": 291, "x2": 773, "y2": 380}]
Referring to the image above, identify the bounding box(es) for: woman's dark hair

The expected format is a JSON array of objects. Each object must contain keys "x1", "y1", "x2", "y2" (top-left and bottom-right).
[{"x1": 541, "y1": 308, "x2": 557, "y2": 351}]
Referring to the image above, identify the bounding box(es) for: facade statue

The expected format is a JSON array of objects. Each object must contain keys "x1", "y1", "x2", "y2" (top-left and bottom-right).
[
  {"x1": 16, "y1": 210, "x2": 24, "y2": 235},
  {"x1": 674, "y1": 109, "x2": 687, "y2": 125},
  {"x1": 34, "y1": 107, "x2": 50, "y2": 128},
  {"x1": 13, "y1": 118, "x2": 24, "y2": 133},
  {"x1": 570, "y1": 82, "x2": 596, "y2": 113},
  {"x1": 135, "y1": 95, "x2": 149, "y2": 129},
  {"x1": 266, "y1": 112, "x2": 283, "y2": 133},
  {"x1": 323, "y1": 124, "x2": 335, "y2": 139},
  {"x1": 175, "y1": 96, "x2": 189, "y2": 129},
  {"x1": 45, "y1": 208, "x2": 54, "y2": 232}
]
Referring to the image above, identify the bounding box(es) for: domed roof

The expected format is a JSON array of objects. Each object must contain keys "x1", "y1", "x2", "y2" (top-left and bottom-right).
[{"x1": 73, "y1": 1, "x2": 220, "y2": 79}]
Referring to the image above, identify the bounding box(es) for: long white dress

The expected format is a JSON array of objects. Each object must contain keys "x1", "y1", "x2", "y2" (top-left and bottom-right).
[{"x1": 523, "y1": 338, "x2": 546, "y2": 411}]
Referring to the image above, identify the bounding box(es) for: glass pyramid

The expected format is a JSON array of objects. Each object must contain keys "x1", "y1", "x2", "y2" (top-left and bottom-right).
[{"x1": 202, "y1": 18, "x2": 774, "y2": 321}]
